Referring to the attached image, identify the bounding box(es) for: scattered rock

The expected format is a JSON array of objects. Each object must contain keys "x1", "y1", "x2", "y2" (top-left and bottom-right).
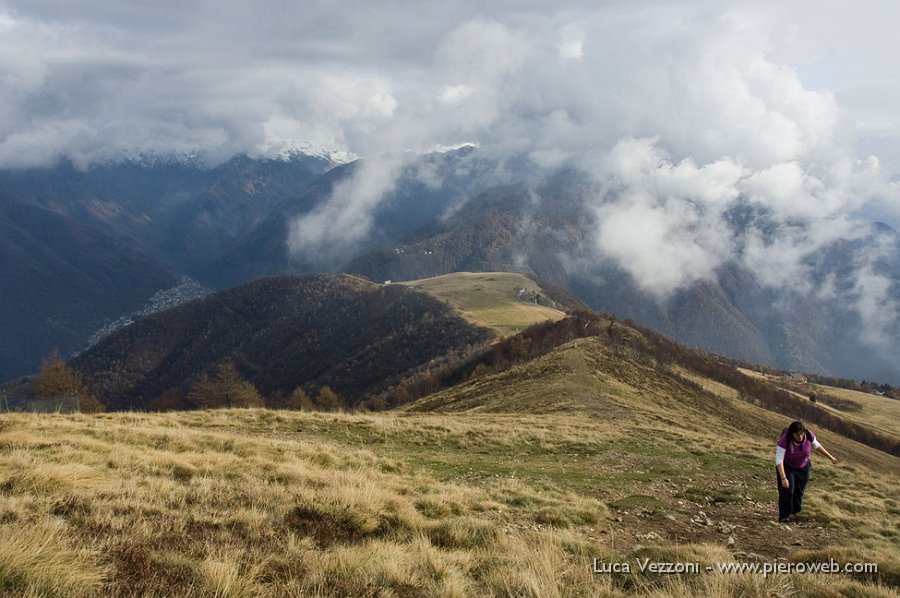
[
  {"x1": 640, "y1": 532, "x2": 664, "y2": 541},
  {"x1": 690, "y1": 511, "x2": 714, "y2": 526},
  {"x1": 726, "y1": 536, "x2": 735, "y2": 547}
]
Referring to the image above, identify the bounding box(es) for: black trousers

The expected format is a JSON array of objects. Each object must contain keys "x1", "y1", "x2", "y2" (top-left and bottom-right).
[{"x1": 777, "y1": 463, "x2": 810, "y2": 520}]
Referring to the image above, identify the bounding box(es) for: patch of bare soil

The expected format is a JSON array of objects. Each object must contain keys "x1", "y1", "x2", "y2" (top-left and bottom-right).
[{"x1": 595, "y1": 474, "x2": 847, "y2": 562}]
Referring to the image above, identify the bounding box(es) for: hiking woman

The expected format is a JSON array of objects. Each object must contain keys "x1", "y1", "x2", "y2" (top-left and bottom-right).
[{"x1": 775, "y1": 420, "x2": 837, "y2": 523}]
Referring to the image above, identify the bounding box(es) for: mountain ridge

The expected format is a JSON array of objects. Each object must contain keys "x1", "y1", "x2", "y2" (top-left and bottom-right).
[{"x1": 71, "y1": 274, "x2": 494, "y2": 410}]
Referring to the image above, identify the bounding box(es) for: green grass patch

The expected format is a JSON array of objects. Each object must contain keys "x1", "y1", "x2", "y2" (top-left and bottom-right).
[
  {"x1": 711, "y1": 491, "x2": 744, "y2": 504},
  {"x1": 677, "y1": 487, "x2": 709, "y2": 503}
]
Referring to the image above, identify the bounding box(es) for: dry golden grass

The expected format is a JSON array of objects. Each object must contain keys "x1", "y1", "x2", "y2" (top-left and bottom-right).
[
  {"x1": 400, "y1": 272, "x2": 567, "y2": 337},
  {"x1": 672, "y1": 366, "x2": 740, "y2": 401},
  {"x1": 1, "y1": 410, "x2": 613, "y2": 597},
  {"x1": 0, "y1": 518, "x2": 108, "y2": 597},
  {"x1": 1, "y1": 402, "x2": 897, "y2": 597}
]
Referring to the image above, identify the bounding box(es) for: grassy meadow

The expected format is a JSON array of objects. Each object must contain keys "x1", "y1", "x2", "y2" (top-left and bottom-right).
[
  {"x1": 2, "y1": 339, "x2": 898, "y2": 596},
  {"x1": 400, "y1": 272, "x2": 567, "y2": 338}
]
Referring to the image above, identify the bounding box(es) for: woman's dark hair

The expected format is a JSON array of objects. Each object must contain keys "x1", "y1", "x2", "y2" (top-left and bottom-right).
[{"x1": 782, "y1": 420, "x2": 806, "y2": 438}]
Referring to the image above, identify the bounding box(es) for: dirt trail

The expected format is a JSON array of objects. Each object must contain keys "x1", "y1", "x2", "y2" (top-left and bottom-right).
[{"x1": 594, "y1": 474, "x2": 847, "y2": 561}]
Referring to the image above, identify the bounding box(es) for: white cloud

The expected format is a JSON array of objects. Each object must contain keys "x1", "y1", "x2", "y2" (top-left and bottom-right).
[
  {"x1": 288, "y1": 155, "x2": 402, "y2": 264},
  {"x1": 589, "y1": 138, "x2": 744, "y2": 297},
  {"x1": 0, "y1": 2, "x2": 896, "y2": 180},
  {"x1": 849, "y1": 265, "x2": 900, "y2": 349},
  {"x1": 436, "y1": 18, "x2": 531, "y2": 87},
  {"x1": 741, "y1": 162, "x2": 826, "y2": 220},
  {"x1": 0, "y1": 10, "x2": 16, "y2": 30},
  {"x1": 439, "y1": 84, "x2": 474, "y2": 105},
  {"x1": 557, "y1": 24, "x2": 584, "y2": 60}
]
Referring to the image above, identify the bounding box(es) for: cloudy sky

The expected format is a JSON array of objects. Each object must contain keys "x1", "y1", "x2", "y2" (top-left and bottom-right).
[
  {"x1": 2, "y1": 0, "x2": 899, "y2": 336},
  {"x1": 1, "y1": 1, "x2": 898, "y2": 172}
]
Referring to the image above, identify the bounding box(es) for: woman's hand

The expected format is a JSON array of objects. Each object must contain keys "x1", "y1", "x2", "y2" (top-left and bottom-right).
[
  {"x1": 815, "y1": 445, "x2": 837, "y2": 465},
  {"x1": 781, "y1": 477, "x2": 790, "y2": 489}
]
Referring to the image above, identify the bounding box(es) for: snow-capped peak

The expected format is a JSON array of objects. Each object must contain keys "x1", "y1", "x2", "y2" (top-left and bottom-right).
[
  {"x1": 114, "y1": 150, "x2": 205, "y2": 168},
  {"x1": 427, "y1": 142, "x2": 479, "y2": 154},
  {"x1": 261, "y1": 140, "x2": 358, "y2": 165}
]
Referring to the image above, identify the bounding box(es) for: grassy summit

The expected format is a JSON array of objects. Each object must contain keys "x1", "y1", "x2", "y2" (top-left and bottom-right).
[{"x1": 400, "y1": 272, "x2": 567, "y2": 337}]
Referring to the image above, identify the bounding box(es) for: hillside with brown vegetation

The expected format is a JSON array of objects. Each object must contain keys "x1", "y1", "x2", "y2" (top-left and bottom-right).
[{"x1": 72, "y1": 274, "x2": 492, "y2": 411}]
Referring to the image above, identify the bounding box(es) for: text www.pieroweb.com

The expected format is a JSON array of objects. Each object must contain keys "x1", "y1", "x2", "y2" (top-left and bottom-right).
[{"x1": 593, "y1": 558, "x2": 878, "y2": 578}]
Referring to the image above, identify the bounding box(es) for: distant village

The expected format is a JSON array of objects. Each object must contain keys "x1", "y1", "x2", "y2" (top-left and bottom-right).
[{"x1": 83, "y1": 277, "x2": 209, "y2": 351}]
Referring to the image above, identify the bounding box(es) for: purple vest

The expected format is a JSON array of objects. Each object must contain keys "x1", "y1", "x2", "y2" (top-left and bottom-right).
[{"x1": 778, "y1": 430, "x2": 815, "y2": 469}]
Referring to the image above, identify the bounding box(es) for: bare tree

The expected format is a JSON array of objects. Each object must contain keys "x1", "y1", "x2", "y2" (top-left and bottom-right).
[
  {"x1": 36, "y1": 350, "x2": 105, "y2": 412},
  {"x1": 188, "y1": 362, "x2": 263, "y2": 409},
  {"x1": 313, "y1": 386, "x2": 343, "y2": 411}
]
